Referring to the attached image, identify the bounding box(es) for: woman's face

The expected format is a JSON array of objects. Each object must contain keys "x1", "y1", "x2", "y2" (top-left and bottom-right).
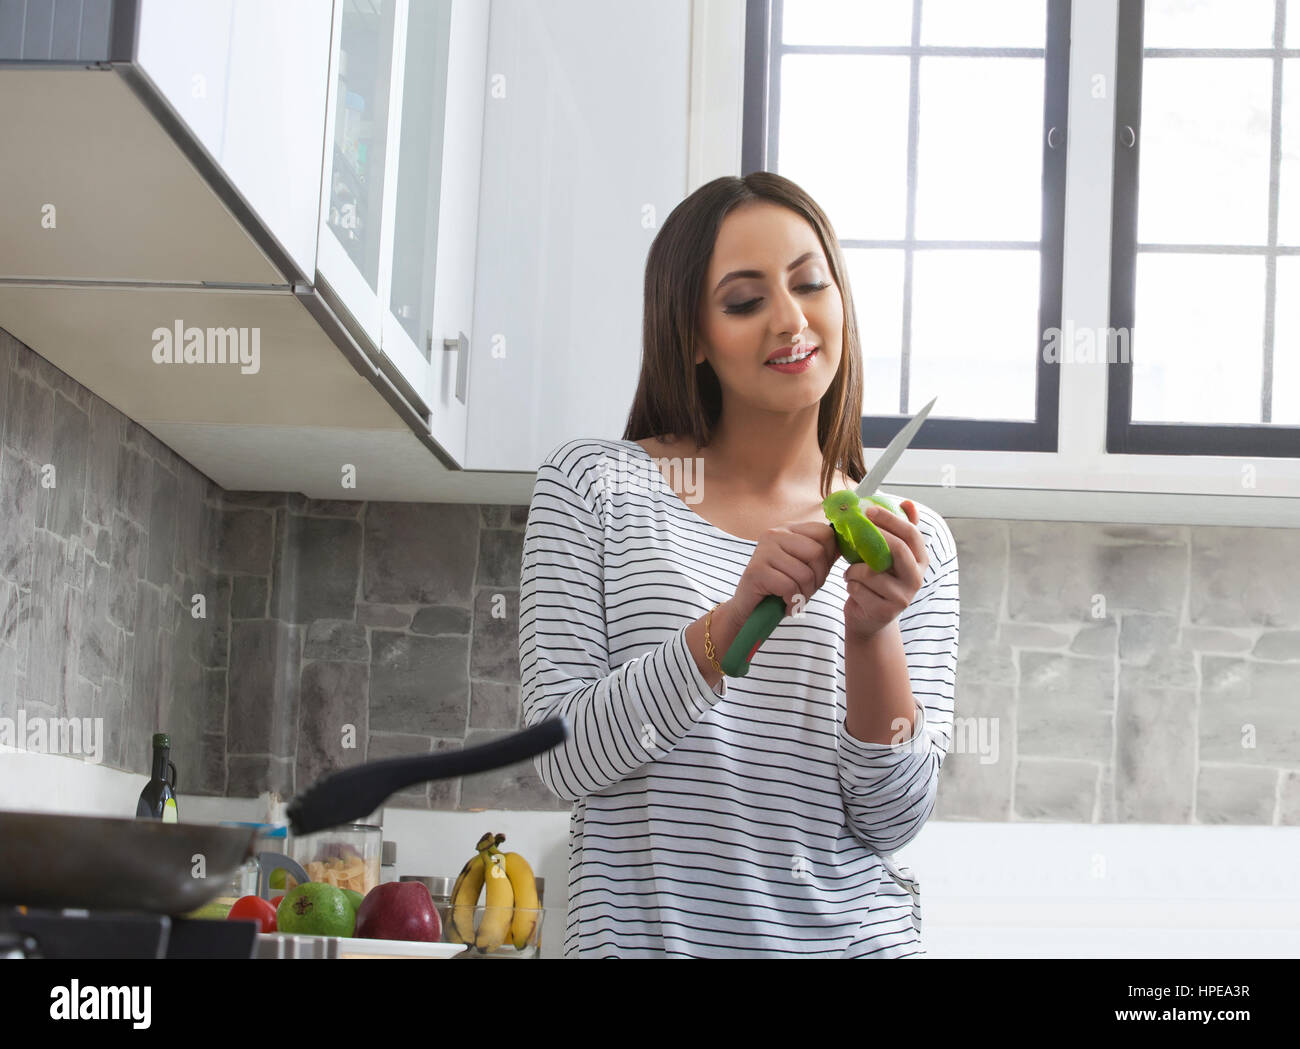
[{"x1": 696, "y1": 200, "x2": 844, "y2": 412}]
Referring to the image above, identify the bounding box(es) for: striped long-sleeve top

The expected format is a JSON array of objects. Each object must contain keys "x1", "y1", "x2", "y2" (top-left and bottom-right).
[{"x1": 518, "y1": 437, "x2": 959, "y2": 958}]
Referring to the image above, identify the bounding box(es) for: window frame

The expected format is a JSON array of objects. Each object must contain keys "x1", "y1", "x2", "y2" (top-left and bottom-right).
[
  {"x1": 743, "y1": 0, "x2": 1072, "y2": 453},
  {"x1": 693, "y1": 0, "x2": 1300, "y2": 522},
  {"x1": 1107, "y1": 0, "x2": 1300, "y2": 457}
]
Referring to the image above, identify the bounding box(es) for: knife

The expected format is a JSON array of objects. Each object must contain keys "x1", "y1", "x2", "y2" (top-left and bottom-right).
[{"x1": 719, "y1": 395, "x2": 938, "y2": 678}]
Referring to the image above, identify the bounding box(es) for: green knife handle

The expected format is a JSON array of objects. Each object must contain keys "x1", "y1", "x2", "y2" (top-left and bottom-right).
[{"x1": 720, "y1": 594, "x2": 785, "y2": 677}]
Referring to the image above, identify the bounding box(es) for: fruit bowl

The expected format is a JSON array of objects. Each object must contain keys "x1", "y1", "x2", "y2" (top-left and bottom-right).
[{"x1": 440, "y1": 904, "x2": 544, "y2": 958}]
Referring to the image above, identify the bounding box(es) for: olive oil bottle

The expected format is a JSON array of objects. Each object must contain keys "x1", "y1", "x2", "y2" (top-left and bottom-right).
[{"x1": 136, "y1": 733, "x2": 179, "y2": 822}]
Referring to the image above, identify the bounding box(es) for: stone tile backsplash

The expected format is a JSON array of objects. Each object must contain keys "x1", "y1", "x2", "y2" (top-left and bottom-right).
[
  {"x1": 1, "y1": 328, "x2": 225, "y2": 793},
  {"x1": 2, "y1": 329, "x2": 1297, "y2": 825},
  {"x1": 938, "y1": 518, "x2": 1300, "y2": 827}
]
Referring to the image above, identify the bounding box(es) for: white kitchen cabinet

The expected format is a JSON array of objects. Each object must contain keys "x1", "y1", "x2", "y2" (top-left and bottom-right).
[
  {"x1": 135, "y1": 0, "x2": 334, "y2": 283},
  {"x1": 387, "y1": 0, "x2": 488, "y2": 469},
  {"x1": 318, "y1": 0, "x2": 488, "y2": 458},
  {"x1": 462, "y1": 0, "x2": 693, "y2": 473}
]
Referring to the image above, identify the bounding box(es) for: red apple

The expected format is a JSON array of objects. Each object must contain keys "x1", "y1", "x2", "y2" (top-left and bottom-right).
[{"x1": 353, "y1": 881, "x2": 441, "y2": 942}]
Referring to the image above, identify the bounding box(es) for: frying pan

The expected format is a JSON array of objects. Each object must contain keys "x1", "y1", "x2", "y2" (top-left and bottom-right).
[{"x1": 0, "y1": 716, "x2": 568, "y2": 915}]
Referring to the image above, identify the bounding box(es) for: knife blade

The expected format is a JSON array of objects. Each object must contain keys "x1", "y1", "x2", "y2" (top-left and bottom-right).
[
  {"x1": 854, "y1": 394, "x2": 937, "y2": 500},
  {"x1": 718, "y1": 395, "x2": 938, "y2": 678}
]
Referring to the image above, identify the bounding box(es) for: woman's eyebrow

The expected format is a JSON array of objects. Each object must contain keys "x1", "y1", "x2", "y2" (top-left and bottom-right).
[{"x1": 713, "y1": 250, "x2": 822, "y2": 293}]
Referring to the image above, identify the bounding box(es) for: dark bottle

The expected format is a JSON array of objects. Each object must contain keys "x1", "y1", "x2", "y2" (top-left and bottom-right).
[{"x1": 136, "y1": 733, "x2": 179, "y2": 822}]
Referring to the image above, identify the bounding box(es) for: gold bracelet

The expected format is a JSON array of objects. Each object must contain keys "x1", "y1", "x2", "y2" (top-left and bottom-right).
[{"x1": 704, "y1": 602, "x2": 723, "y2": 675}]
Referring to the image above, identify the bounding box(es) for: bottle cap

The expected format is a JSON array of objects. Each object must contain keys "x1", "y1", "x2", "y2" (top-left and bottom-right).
[{"x1": 152, "y1": 732, "x2": 170, "y2": 748}]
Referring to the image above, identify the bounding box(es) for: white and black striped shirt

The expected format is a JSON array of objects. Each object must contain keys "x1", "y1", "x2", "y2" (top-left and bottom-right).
[{"x1": 519, "y1": 437, "x2": 959, "y2": 958}]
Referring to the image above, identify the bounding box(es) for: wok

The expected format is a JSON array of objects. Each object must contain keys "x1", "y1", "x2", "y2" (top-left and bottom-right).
[{"x1": 0, "y1": 715, "x2": 568, "y2": 915}]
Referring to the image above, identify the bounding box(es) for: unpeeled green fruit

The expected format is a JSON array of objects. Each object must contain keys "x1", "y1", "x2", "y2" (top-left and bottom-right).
[
  {"x1": 822, "y1": 489, "x2": 907, "y2": 573},
  {"x1": 275, "y1": 882, "x2": 355, "y2": 937}
]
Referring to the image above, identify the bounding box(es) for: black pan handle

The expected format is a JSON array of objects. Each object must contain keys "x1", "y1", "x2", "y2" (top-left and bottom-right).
[{"x1": 286, "y1": 716, "x2": 569, "y2": 836}]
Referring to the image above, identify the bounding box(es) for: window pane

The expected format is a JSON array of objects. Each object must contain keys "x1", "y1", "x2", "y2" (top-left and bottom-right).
[
  {"x1": 920, "y1": 0, "x2": 1046, "y2": 48},
  {"x1": 1137, "y1": 58, "x2": 1273, "y2": 245},
  {"x1": 1131, "y1": 254, "x2": 1264, "y2": 423},
  {"x1": 1278, "y1": 60, "x2": 1300, "y2": 246},
  {"x1": 1274, "y1": 256, "x2": 1300, "y2": 425},
  {"x1": 781, "y1": 0, "x2": 912, "y2": 46},
  {"x1": 843, "y1": 249, "x2": 905, "y2": 414},
  {"x1": 779, "y1": 55, "x2": 911, "y2": 239},
  {"x1": 1291, "y1": 0, "x2": 1299, "y2": 48},
  {"x1": 909, "y1": 250, "x2": 1040, "y2": 419},
  {"x1": 915, "y1": 57, "x2": 1044, "y2": 240},
  {"x1": 1143, "y1": 0, "x2": 1277, "y2": 49}
]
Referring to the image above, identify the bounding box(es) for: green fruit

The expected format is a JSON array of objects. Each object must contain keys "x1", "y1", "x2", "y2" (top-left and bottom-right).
[
  {"x1": 275, "y1": 882, "x2": 355, "y2": 937},
  {"x1": 342, "y1": 888, "x2": 364, "y2": 913},
  {"x1": 185, "y1": 899, "x2": 235, "y2": 920},
  {"x1": 823, "y1": 489, "x2": 907, "y2": 573},
  {"x1": 269, "y1": 867, "x2": 286, "y2": 890}
]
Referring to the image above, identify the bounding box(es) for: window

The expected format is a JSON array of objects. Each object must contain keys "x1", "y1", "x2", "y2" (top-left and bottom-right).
[
  {"x1": 743, "y1": 0, "x2": 1072, "y2": 452},
  {"x1": 1109, "y1": 0, "x2": 1300, "y2": 456}
]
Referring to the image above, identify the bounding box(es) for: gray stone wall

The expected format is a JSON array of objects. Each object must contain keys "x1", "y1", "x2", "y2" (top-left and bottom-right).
[
  {"x1": 3, "y1": 329, "x2": 1297, "y2": 823},
  {"x1": 217, "y1": 493, "x2": 540, "y2": 811},
  {"x1": 938, "y1": 520, "x2": 1300, "y2": 825},
  {"x1": 0, "y1": 329, "x2": 225, "y2": 790}
]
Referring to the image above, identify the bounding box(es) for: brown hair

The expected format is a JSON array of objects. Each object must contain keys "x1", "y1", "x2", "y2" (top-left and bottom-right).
[{"x1": 622, "y1": 171, "x2": 866, "y2": 499}]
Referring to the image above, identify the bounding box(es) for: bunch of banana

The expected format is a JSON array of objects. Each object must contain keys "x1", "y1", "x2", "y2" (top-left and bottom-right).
[{"x1": 446, "y1": 831, "x2": 541, "y2": 952}]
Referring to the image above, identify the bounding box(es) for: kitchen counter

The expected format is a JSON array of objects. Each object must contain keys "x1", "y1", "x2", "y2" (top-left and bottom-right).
[{"x1": 7, "y1": 750, "x2": 1298, "y2": 958}]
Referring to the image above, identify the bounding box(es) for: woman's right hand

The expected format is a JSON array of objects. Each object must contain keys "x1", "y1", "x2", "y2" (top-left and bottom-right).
[{"x1": 730, "y1": 520, "x2": 843, "y2": 622}]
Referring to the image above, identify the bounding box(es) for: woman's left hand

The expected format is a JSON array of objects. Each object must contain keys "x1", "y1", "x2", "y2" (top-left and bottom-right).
[{"x1": 843, "y1": 500, "x2": 930, "y2": 641}]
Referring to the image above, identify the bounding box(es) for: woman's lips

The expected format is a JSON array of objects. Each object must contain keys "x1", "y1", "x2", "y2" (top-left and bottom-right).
[
  {"x1": 764, "y1": 346, "x2": 819, "y2": 372},
  {"x1": 765, "y1": 343, "x2": 817, "y2": 364}
]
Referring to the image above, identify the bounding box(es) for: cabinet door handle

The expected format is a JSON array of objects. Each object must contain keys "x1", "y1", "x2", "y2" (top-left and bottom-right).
[{"x1": 443, "y1": 331, "x2": 469, "y2": 404}]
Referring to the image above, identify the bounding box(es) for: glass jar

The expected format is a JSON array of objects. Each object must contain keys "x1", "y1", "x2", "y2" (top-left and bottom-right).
[{"x1": 286, "y1": 823, "x2": 382, "y2": 897}]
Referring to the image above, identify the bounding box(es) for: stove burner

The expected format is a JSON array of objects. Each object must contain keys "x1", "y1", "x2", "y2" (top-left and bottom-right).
[{"x1": 1, "y1": 906, "x2": 258, "y2": 959}]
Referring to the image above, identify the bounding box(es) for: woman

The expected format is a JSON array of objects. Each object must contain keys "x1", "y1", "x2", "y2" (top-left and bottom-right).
[{"x1": 519, "y1": 172, "x2": 959, "y2": 958}]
